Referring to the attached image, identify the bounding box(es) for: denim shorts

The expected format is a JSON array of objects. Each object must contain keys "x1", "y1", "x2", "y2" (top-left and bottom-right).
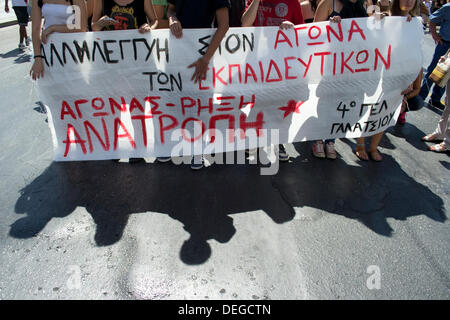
[{"x1": 13, "y1": 6, "x2": 29, "y2": 26}]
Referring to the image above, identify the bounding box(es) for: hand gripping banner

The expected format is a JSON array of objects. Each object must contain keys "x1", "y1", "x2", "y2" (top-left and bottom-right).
[{"x1": 36, "y1": 17, "x2": 423, "y2": 161}]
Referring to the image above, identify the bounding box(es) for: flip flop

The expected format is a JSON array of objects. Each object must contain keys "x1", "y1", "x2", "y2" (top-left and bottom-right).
[
  {"x1": 429, "y1": 142, "x2": 448, "y2": 153},
  {"x1": 421, "y1": 133, "x2": 443, "y2": 142}
]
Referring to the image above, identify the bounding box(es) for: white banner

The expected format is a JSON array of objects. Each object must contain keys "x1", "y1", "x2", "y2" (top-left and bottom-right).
[{"x1": 36, "y1": 17, "x2": 423, "y2": 161}]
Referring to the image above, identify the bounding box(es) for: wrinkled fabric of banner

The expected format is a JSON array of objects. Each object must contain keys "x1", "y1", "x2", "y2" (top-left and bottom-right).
[{"x1": 36, "y1": 17, "x2": 423, "y2": 161}]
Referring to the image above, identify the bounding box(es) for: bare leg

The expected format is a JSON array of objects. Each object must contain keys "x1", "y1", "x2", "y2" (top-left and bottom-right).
[
  {"x1": 19, "y1": 25, "x2": 26, "y2": 44},
  {"x1": 368, "y1": 132, "x2": 384, "y2": 161},
  {"x1": 355, "y1": 137, "x2": 368, "y2": 160}
]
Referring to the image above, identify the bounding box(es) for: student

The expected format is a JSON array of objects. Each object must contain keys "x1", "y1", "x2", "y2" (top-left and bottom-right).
[
  {"x1": 422, "y1": 56, "x2": 450, "y2": 152},
  {"x1": 91, "y1": 0, "x2": 158, "y2": 32},
  {"x1": 4, "y1": 0, "x2": 31, "y2": 50},
  {"x1": 419, "y1": 1, "x2": 450, "y2": 110},
  {"x1": 354, "y1": 0, "x2": 418, "y2": 161},
  {"x1": 167, "y1": 0, "x2": 230, "y2": 170},
  {"x1": 92, "y1": 0, "x2": 157, "y2": 164},
  {"x1": 242, "y1": 0, "x2": 304, "y2": 162},
  {"x1": 30, "y1": 0, "x2": 87, "y2": 80},
  {"x1": 312, "y1": 0, "x2": 370, "y2": 160}
]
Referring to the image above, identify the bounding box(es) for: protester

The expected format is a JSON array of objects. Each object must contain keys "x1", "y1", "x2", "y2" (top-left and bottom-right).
[
  {"x1": 4, "y1": 0, "x2": 31, "y2": 50},
  {"x1": 313, "y1": 0, "x2": 369, "y2": 160},
  {"x1": 92, "y1": 0, "x2": 157, "y2": 164},
  {"x1": 91, "y1": 0, "x2": 158, "y2": 31},
  {"x1": 242, "y1": 0, "x2": 304, "y2": 162},
  {"x1": 391, "y1": 0, "x2": 423, "y2": 125},
  {"x1": 419, "y1": 1, "x2": 450, "y2": 110},
  {"x1": 167, "y1": 0, "x2": 230, "y2": 170},
  {"x1": 422, "y1": 59, "x2": 450, "y2": 152},
  {"x1": 30, "y1": 0, "x2": 87, "y2": 80},
  {"x1": 152, "y1": 0, "x2": 169, "y2": 28},
  {"x1": 301, "y1": 0, "x2": 318, "y2": 23}
]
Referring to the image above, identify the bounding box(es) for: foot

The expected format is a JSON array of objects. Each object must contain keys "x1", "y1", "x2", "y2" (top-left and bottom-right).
[
  {"x1": 156, "y1": 156, "x2": 171, "y2": 163},
  {"x1": 278, "y1": 144, "x2": 290, "y2": 162},
  {"x1": 325, "y1": 142, "x2": 337, "y2": 160},
  {"x1": 430, "y1": 100, "x2": 445, "y2": 110},
  {"x1": 368, "y1": 149, "x2": 383, "y2": 161},
  {"x1": 190, "y1": 155, "x2": 204, "y2": 170},
  {"x1": 421, "y1": 133, "x2": 443, "y2": 142},
  {"x1": 18, "y1": 43, "x2": 26, "y2": 50},
  {"x1": 429, "y1": 142, "x2": 448, "y2": 153},
  {"x1": 355, "y1": 144, "x2": 368, "y2": 161},
  {"x1": 312, "y1": 140, "x2": 325, "y2": 158},
  {"x1": 25, "y1": 37, "x2": 31, "y2": 46}
]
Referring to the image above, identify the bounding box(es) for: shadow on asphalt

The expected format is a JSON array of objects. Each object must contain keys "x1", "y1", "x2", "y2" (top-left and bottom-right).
[
  {"x1": 0, "y1": 47, "x2": 31, "y2": 64},
  {"x1": 10, "y1": 141, "x2": 447, "y2": 265}
]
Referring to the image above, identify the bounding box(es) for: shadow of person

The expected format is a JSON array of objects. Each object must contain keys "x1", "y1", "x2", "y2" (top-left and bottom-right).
[
  {"x1": 273, "y1": 148, "x2": 447, "y2": 236},
  {"x1": 386, "y1": 122, "x2": 433, "y2": 152},
  {"x1": 11, "y1": 159, "x2": 295, "y2": 265},
  {"x1": 0, "y1": 48, "x2": 27, "y2": 60}
]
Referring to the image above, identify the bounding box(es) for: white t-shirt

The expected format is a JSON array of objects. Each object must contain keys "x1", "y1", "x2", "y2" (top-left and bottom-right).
[{"x1": 12, "y1": 0, "x2": 28, "y2": 7}]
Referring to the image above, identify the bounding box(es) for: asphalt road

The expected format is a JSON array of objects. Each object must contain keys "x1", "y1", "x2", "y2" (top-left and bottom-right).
[{"x1": 0, "y1": 23, "x2": 449, "y2": 300}]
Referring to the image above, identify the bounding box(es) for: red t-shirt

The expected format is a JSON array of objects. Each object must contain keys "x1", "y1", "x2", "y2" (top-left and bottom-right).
[{"x1": 245, "y1": 0, "x2": 304, "y2": 26}]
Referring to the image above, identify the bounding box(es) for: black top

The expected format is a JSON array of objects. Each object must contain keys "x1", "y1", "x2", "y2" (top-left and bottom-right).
[
  {"x1": 328, "y1": 0, "x2": 368, "y2": 19},
  {"x1": 103, "y1": 0, "x2": 147, "y2": 30},
  {"x1": 168, "y1": 0, "x2": 231, "y2": 29},
  {"x1": 229, "y1": 0, "x2": 245, "y2": 27}
]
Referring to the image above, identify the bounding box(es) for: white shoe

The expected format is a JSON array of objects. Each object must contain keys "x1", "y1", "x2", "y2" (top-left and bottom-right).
[{"x1": 18, "y1": 43, "x2": 26, "y2": 50}]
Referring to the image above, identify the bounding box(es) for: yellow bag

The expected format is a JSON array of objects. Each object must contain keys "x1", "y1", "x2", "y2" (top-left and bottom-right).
[{"x1": 429, "y1": 51, "x2": 450, "y2": 88}]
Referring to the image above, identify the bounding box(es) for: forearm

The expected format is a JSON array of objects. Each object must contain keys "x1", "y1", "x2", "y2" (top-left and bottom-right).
[
  {"x1": 430, "y1": 22, "x2": 438, "y2": 37},
  {"x1": 32, "y1": 29, "x2": 42, "y2": 56},
  {"x1": 203, "y1": 25, "x2": 229, "y2": 61},
  {"x1": 241, "y1": 0, "x2": 259, "y2": 27}
]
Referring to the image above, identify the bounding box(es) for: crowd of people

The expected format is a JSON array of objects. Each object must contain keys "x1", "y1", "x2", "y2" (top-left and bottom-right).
[{"x1": 4, "y1": 0, "x2": 450, "y2": 169}]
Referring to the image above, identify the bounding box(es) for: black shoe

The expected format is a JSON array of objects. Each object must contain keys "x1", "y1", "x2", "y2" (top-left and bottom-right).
[
  {"x1": 430, "y1": 100, "x2": 445, "y2": 110},
  {"x1": 129, "y1": 158, "x2": 145, "y2": 164}
]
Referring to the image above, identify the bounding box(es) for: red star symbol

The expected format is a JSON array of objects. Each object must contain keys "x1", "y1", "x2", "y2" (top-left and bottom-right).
[{"x1": 279, "y1": 100, "x2": 304, "y2": 118}]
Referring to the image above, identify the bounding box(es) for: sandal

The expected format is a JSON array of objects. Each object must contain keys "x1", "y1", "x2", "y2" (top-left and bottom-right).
[
  {"x1": 429, "y1": 142, "x2": 448, "y2": 153},
  {"x1": 421, "y1": 133, "x2": 443, "y2": 142},
  {"x1": 354, "y1": 143, "x2": 368, "y2": 161},
  {"x1": 368, "y1": 149, "x2": 383, "y2": 162}
]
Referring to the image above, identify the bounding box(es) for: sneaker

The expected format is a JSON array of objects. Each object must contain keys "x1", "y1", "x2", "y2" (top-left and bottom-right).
[
  {"x1": 18, "y1": 43, "x2": 26, "y2": 50},
  {"x1": 325, "y1": 142, "x2": 337, "y2": 159},
  {"x1": 430, "y1": 100, "x2": 445, "y2": 110},
  {"x1": 190, "y1": 155, "x2": 204, "y2": 170},
  {"x1": 157, "y1": 156, "x2": 171, "y2": 163},
  {"x1": 278, "y1": 144, "x2": 290, "y2": 162},
  {"x1": 25, "y1": 37, "x2": 31, "y2": 46},
  {"x1": 312, "y1": 140, "x2": 325, "y2": 158},
  {"x1": 397, "y1": 111, "x2": 406, "y2": 125}
]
